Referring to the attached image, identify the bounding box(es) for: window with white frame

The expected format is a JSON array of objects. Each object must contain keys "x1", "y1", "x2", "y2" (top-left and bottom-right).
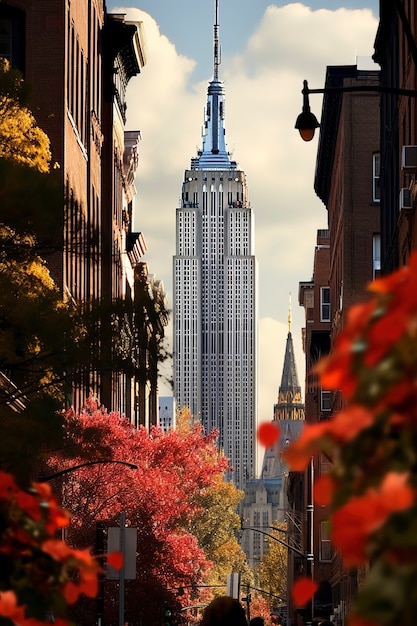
[
  {"x1": 320, "y1": 287, "x2": 330, "y2": 322},
  {"x1": 373, "y1": 153, "x2": 381, "y2": 203},
  {"x1": 320, "y1": 520, "x2": 332, "y2": 562}
]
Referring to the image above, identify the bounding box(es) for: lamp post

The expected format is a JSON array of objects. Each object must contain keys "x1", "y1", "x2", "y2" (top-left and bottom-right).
[
  {"x1": 242, "y1": 523, "x2": 312, "y2": 625},
  {"x1": 295, "y1": 79, "x2": 417, "y2": 141},
  {"x1": 40, "y1": 462, "x2": 138, "y2": 626}
]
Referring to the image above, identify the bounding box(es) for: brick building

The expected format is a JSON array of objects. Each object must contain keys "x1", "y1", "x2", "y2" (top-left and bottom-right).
[
  {"x1": 293, "y1": 5, "x2": 417, "y2": 621},
  {"x1": 373, "y1": 1, "x2": 417, "y2": 273},
  {"x1": 314, "y1": 64, "x2": 381, "y2": 413},
  {"x1": 0, "y1": 1, "x2": 167, "y2": 423},
  {"x1": 297, "y1": 229, "x2": 332, "y2": 624},
  {"x1": 293, "y1": 64, "x2": 381, "y2": 625}
]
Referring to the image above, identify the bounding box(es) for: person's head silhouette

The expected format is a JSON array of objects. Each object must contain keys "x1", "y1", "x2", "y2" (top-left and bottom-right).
[{"x1": 200, "y1": 596, "x2": 248, "y2": 626}]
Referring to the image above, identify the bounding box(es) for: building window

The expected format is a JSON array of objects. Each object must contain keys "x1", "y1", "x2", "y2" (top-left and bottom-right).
[
  {"x1": 320, "y1": 520, "x2": 332, "y2": 562},
  {"x1": 373, "y1": 153, "x2": 380, "y2": 203},
  {"x1": 321, "y1": 390, "x2": 331, "y2": 412},
  {"x1": 0, "y1": 19, "x2": 12, "y2": 59},
  {"x1": 320, "y1": 287, "x2": 330, "y2": 322},
  {"x1": 0, "y1": 5, "x2": 25, "y2": 72},
  {"x1": 373, "y1": 234, "x2": 381, "y2": 279}
]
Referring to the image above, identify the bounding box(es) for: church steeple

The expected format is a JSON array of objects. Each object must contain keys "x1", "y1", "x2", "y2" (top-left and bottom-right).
[
  {"x1": 260, "y1": 298, "x2": 305, "y2": 479},
  {"x1": 191, "y1": 0, "x2": 235, "y2": 170},
  {"x1": 274, "y1": 296, "x2": 304, "y2": 421}
]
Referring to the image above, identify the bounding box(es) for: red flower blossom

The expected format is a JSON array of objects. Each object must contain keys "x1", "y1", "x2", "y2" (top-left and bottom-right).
[
  {"x1": 0, "y1": 472, "x2": 17, "y2": 500},
  {"x1": 257, "y1": 421, "x2": 280, "y2": 448},
  {"x1": 332, "y1": 473, "x2": 414, "y2": 567},
  {"x1": 292, "y1": 577, "x2": 318, "y2": 607},
  {"x1": 283, "y1": 405, "x2": 374, "y2": 471},
  {"x1": 0, "y1": 472, "x2": 102, "y2": 624},
  {"x1": 316, "y1": 299, "x2": 378, "y2": 398},
  {"x1": 365, "y1": 308, "x2": 409, "y2": 366},
  {"x1": 282, "y1": 422, "x2": 329, "y2": 471},
  {"x1": 314, "y1": 474, "x2": 335, "y2": 507},
  {"x1": 107, "y1": 550, "x2": 124, "y2": 571}
]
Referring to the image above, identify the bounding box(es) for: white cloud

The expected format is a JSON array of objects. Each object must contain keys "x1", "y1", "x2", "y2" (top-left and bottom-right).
[{"x1": 118, "y1": 5, "x2": 378, "y2": 473}]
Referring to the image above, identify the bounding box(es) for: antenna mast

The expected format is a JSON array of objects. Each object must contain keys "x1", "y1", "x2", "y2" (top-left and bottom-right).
[{"x1": 213, "y1": 0, "x2": 220, "y2": 79}]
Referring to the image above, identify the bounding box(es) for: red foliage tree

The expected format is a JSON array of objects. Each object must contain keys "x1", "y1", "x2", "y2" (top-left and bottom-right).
[{"x1": 41, "y1": 399, "x2": 230, "y2": 625}]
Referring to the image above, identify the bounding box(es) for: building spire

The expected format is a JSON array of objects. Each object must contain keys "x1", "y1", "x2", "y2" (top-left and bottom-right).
[
  {"x1": 272, "y1": 302, "x2": 304, "y2": 421},
  {"x1": 213, "y1": 0, "x2": 221, "y2": 80},
  {"x1": 190, "y1": 0, "x2": 234, "y2": 170}
]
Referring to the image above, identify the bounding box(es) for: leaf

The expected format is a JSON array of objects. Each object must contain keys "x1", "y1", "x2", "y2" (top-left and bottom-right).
[
  {"x1": 292, "y1": 577, "x2": 318, "y2": 607},
  {"x1": 332, "y1": 473, "x2": 414, "y2": 567},
  {"x1": 257, "y1": 421, "x2": 280, "y2": 448},
  {"x1": 313, "y1": 474, "x2": 335, "y2": 507},
  {"x1": 107, "y1": 551, "x2": 124, "y2": 570}
]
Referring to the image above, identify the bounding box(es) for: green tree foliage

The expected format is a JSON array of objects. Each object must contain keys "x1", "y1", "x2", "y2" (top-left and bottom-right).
[{"x1": 257, "y1": 522, "x2": 288, "y2": 610}]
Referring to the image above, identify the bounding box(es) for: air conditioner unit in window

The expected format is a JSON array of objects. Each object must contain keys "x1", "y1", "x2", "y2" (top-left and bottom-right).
[
  {"x1": 399, "y1": 187, "x2": 413, "y2": 211},
  {"x1": 402, "y1": 145, "x2": 417, "y2": 171}
]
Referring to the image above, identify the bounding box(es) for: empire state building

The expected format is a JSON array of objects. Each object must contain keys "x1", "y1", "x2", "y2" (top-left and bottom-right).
[{"x1": 173, "y1": 0, "x2": 257, "y2": 488}]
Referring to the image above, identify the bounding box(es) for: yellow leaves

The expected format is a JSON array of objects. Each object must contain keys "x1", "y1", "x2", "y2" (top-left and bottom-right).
[
  {"x1": 0, "y1": 97, "x2": 51, "y2": 173},
  {"x1": 24, "y1": 259, "x2": 56, "y2": 293},
  {"x1": 0, "y1": 60, "x2": 51, "y2": 173},
  {"x1": 0, "y1": 224, "x2": 57, "y2": 297}
]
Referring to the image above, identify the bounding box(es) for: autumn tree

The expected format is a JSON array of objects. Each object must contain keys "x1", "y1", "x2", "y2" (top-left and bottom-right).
[
  {"x1": 0, "y1": 59, "x2": 80, "y2": 482},
  {"x1": 0, "y1": 58, "x2": 168, "y2": 482},
  {"x1": 188, "y1": 479, "x2": 247, "y2": 584},
  {"x1": 0, "y1": 58, "x2": 50, "y2": 172},
  {"x1": 40, "y1": 399, "x2": 237, "y2": 626},
  {"x1": 177, "y1": 407, "x2": 253, "y2": 598},
  {"x1": 257, "y1": 522, "x2": 288, "y2": 610}
]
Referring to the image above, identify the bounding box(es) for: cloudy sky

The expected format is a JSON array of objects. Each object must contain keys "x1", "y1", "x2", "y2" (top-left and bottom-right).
[{"x1": 108, "y1": 1, "x2": 379, "y2": 455}]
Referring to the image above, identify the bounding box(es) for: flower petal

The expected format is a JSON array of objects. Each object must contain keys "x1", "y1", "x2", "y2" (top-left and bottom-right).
[
  {"x1": 292, "y1": 577, "x2": 318, "y2": 607},
  {"x1": 257, "y1": 421, "x2": 280, "y2": 448}
]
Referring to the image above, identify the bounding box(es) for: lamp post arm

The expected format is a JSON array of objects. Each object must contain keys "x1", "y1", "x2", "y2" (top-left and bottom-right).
[
  {"x1": 303, "y1": 82, "x2": 417, "y2": 98},
  {"x1": 247, "y1": 585, "x2": 286, "y2": 603},
  {"x1": 241, "y1": 526, "x2": 306, "y2": 558},
  {"x1": 39, "y1": 459, "x2": 138, "y2": 481}
]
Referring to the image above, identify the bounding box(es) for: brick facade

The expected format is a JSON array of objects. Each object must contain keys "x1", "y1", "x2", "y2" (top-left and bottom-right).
[{"x1": 0, "y1": 1, "x2": 167, "y2": 421}]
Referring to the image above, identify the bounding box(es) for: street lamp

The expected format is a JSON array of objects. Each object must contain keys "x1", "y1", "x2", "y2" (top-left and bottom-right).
[
  {"x1": 39, "y1": 459, "x2": 138, "y2": 481},
  {"x1": 294, "y1": 80, "x2": 320, "y2": 142},
  {"x1": 241, "y1": 525, "x2": 306, "y2": 559},
  {"x1": 295, "y1": 79, "x2": 417, "y2": 141}
]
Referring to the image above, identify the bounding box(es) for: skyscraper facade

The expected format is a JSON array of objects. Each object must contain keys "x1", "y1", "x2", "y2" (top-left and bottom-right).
[{"x1": 173, "y1": 0, "x2": 257, "y2": 488}]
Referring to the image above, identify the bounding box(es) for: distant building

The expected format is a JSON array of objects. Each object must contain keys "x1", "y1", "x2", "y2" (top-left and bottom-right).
[
  {"x1": 241, "y1": 308, "x2": 304, "y2": 569},
  {"x1": 159, "y1": 396, "x2": 176, "y2": 432},
  {"x1": 173, "y1": 2, "x2": 257, "y2": 488}
]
